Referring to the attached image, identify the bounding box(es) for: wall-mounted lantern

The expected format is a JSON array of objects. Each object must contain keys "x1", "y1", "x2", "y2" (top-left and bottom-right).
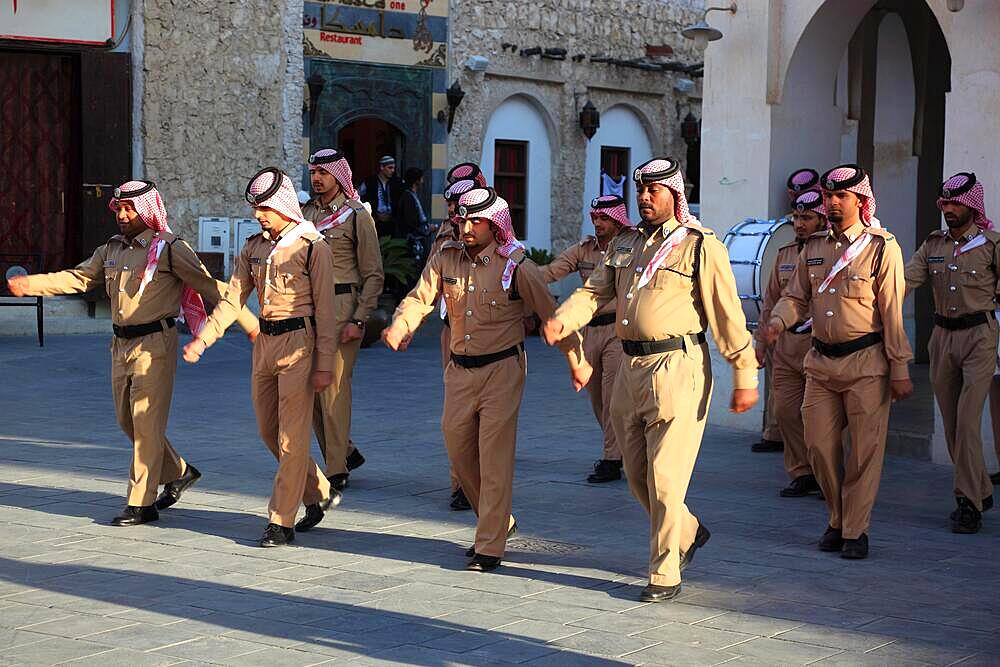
[{"x1": 579, "y1": 100, "x2": 600, "y2": 140}]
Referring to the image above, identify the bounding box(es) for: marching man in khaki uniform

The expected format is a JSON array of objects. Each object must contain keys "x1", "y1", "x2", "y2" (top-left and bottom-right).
[
  {"x1": 762, "y1": 164, "x2": 913, "y2": 559},
  {"x1": 7, "y1": 181, "x2": 259, "y2": 526},
  {"x1": 905, "y1": 172, "x2": 998, "y2": 533},
  {"x1": 383, "y1": 187, "x2": 591, "y2": 572},
  {"x1": 756, "y1": 190, "x2": 826, "y2": 498},
  {"x1": 302, "y1": 149, "x2": 384, "y2": 491},
  {"x1": 183, "y1": 168, "x2": 339, "y2": 547},
  {"x1": 544, "y1": 158, "x2": 759, "y2": 602},
  {"x1": 543, "y1": 195, "x2": 628, "y2": 483}
]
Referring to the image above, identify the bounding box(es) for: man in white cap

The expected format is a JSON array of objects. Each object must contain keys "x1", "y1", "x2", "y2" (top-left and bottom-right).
[
  {"x1": 543, "y1": 194, "x2": 629, "y2": 483},
  {"x1": 302, "y1": 148, "x2": 384, "y2": 491},
  {"x1": 905, "y1": 171, "x2": 998, "y2": 533},
  {"x1": 383, "y1": 187, "x2": 591, "y2": 572},
  {"x1": 8, "y1": 180, "x2": 258, "y2": 526},
  {"x1": 762, "y1": 163, "x2": 913, "y2": 559},
  {"x1": 543, "y1": 157, "x2": 759, "y2": 602},
  {"x1": 358, "y1": 155, "x2": 404, "y2": 237},
  {"x1": 183, "y1": 168, "x2": 340, "y2": 547}
]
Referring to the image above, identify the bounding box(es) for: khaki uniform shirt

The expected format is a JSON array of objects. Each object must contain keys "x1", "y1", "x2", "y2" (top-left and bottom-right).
[
  {"x1": 553, "y1": 218, "x2": 758, "y2": 390},
  {"x1": 542, "y1": 236, "x2": 616, "y2": 317},
  {"x1": 904, "y1": 227, "x2": 1000, "y2": 317},
  {"x1": 430, "y1": 220, "x2": 458, "y2": 258},
  {"x1": 199, "y1": 227, "x2": 339, "y2": 372},
  {"x1": 302, "y1": 194, "x2": 384, "y2": 323},
  {"x1": 19, "y1": 227, "x2": 256, "y2": 332},
  {"x1": 393, "y1": 240, "x2": 585, "y2": 366},
  {"x1": 771, "y1": 221, "x2": 912, "y2": 381},
  {"x1": 756, "y1": 241, "x2": 813, "y2": 364}
]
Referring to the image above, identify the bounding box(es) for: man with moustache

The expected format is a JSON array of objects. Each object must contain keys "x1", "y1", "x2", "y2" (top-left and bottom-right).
[
  {"x1": 383, "y1": 187, "x2": 590, "y2": 572},
  {"x1": 543, "y1": 158, "x2": 759, "y2": 601},
  {"x1": 302, "y1": 149, "x2": 384, "y2": 491},
  {"x1": 8, "y1": 180, "x2": 259, "y2": 526},
  {"x1": 755, "y1": 189, "x2": 827, "y2": 498},
  {"x1": 762, "y1": 164, "x2": 913, "y2": 559},
  {"x1": 905, "y1": 172, "x2": 999, "y2": 533},
  {"x1": 542, "y1": 195, "x2": 630, "y2": 483}
]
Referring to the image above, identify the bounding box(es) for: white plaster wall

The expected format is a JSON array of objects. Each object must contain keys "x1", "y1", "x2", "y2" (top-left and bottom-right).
[
  {"x1": 580, "y1": 105, "x2": 654, "y2": 232},
  {"x1": 481, "y1": 95, "x2": 553, "y2": 252}
]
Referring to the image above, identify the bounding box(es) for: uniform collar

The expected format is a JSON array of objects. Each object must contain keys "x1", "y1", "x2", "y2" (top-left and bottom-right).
[
  {"x1": 638, "y1": 216, "x2": 678, "y2": 239},
  {"x1": 312, "y1": 191, "x2": 346, "y2": 212},
  {"x1": 264, "y1": 222, "x2": 296, "y2": 243},
  {"x1": 119, "y1": 227, "x2": 156, "y2": 248},
  {"x1": 831, "y1": 221, "x2": 864, "y2": 243},
  {"x1": 466, "y1": 240, "x2": 498, "y2": 264},
  {"x1": 947, "y1": 225, "x2": 979, "y2": 243}
]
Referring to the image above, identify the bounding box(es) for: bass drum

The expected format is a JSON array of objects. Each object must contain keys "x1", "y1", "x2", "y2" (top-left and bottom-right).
[{"x1": 723, "y1": 218, "x2": 795, "y2": 329}]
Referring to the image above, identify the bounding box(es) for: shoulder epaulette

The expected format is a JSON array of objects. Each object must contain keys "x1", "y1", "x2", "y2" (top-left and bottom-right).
[
  {"x1": 682, "y1": 222, "x2": 712, "y2": 236},
  {"x1": 580, "y1": 235, "x2": 596, "y2": 247},
  {"x1": 441, "y1": 240, "x2": 463, "y2": 251},
  {"x1": 809, "y1": 229, "x2": 828, "y2": 239},
  {"x1": 866, "y1": 227, "x2": 894, "y2": 242},
  {"x1": 509, "y1": 247, "x2": 527, "y2": 265},
  {"x1": 778, "y1": 240, "x2": 800, "y2": 252}
]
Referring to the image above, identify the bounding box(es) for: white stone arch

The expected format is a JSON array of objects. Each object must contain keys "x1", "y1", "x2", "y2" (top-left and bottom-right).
[
  {"x1": 481, "y1": 93, "x2": 557, "y2": 251},
  {"x1": 581, "y1": 103, "x2": 655, "y2": 235}
]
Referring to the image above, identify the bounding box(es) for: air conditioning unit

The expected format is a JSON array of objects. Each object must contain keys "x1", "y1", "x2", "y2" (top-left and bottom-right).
[{"x1": 197, "y1": 217, "x2": 231, "y2": 277}]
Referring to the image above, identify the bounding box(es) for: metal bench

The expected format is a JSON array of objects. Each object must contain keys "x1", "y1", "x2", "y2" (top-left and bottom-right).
[{"x1": 0, "y1": 254, "x2": 44, "y2": 347}]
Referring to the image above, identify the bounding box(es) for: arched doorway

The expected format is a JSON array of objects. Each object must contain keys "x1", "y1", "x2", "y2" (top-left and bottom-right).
[{"x1": 337, "y1": 117, "x2": 405, "y2": 189}]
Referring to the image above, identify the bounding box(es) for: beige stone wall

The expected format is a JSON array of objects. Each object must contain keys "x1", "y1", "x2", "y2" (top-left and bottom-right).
[
  {"x1": 139, "y1": 0, "x2": 304, "y2": 242},
  {"x1": 448, "y1": 0, "x2": 704, "y2": 252}
]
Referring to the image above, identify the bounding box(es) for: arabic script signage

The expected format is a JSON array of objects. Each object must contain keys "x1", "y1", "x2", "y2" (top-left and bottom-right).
[{"x1": 1, "y1": 0, "x2": 114, "y2": 45}]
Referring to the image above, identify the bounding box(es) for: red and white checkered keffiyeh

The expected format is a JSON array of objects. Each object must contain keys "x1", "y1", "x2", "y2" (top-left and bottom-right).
[
  {"x1": 447, "y1": 163, "x2": 488, "y2": 187},
  {"x1": 457, "y1": 187, "x2": 522, "y2": 290},
  {"x1": 247, "y1": 169, "x2": 318, "y2": 257},
  {"x1": 787, "y1": 168, "x2": 820, "y2": 200},
  {"x1": 633, "y1": 157, "x2": 695, "y2": 225},
  {"x1": 821, "y1": 165, "x2": 881, "y2": 228},
  {"x1": 308, "y1": 148, "x2": 359, "y2": 200},
  {"x1": 937, "y1": 172, "x2": 993, "y2": 231},
  {"x1": 444, "y1": 178, "x2": 476, "y2": 202},
  {"x1": 792, "y1": 189, "x2": 827, "y2": 218},
  {"x1": 590, "y1": 194, "x2": 632, "y2": 228},
  {"x1": 109, "y1": 181, "x2": 207, "y2": 335}
]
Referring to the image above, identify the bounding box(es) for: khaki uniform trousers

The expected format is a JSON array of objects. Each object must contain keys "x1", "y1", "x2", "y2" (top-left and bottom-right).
[
  {"x1": 313, "y1": 289, "x2": 361, "y2": 476},
  {"x1": 771, "y1": 334, "x2": 813, "y2": 480},
  {"x1": 253, "y1": 326, "x2": 332, "y2": 527},
  {"x1": 112, "y1": 327, "x2": 187, "y2": 507},
  {"x1": 583, "y1": 322, "x2": 623, "y2": 461},
  {"x1": 610, "y1": 342, "x2": 711, "y2": 587},
  {"x1": 930, "y1": 321, "x2": 997, "y2": 511},
  {"x1": 442, "y1": 352, "x2": 526, "y2": 558},
  {"x1": 801, "y1": 347, "x2": 890, "y2": 539},
  {"x1": 762, "y1": 352, "x2": 782, "y2": 442},
  {"x1": 440, "y1": 322, "x2": 461, "y2": 493}
]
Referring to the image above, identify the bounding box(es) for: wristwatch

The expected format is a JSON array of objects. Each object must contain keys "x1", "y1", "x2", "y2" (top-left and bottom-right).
[{"x1": 350, "y1": 319, "x2": 365, "y2": 328}]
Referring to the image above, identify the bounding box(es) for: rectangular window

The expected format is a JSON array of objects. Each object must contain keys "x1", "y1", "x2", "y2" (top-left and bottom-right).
[
  {"x1": 600, "y1": 146, "x2": 630, "y2": 211},
  {"x1": 494, "y1": 140, "x2": 528, "y2": 238}
]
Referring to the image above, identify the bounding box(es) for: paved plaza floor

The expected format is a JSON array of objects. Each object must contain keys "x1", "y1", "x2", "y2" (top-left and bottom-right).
[{"x1": 0, "y1": 331, "x2": 998, "y2": 666}]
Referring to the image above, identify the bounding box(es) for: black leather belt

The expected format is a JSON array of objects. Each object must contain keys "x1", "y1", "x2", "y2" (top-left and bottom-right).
[
  {"x1": 789, "y1": 320, "x2": 812, "y2": 335},
  {"x1": 812, "y1": 331, "x2": 882, "y2": 358},
  {"x1": 112, "y1": 317, "x2": 175, "y2": 339},
  {"x1": 934, "y1": 311, "x2": 995, "y2": 331},
  {"x1": 451, "y1": 344, "x2": 521, "y2": 369},
  {"x1": 621, "y1": 332, "x2": 706, "y2": 357},
  {"x1": 335, "y1": 283, "x2": 353, "y2": 295},
  {"x1": 587, "y1": 313, "x2": 616, "y2": 327},
  {"x1": 443, "y1": 315, "x2": 450, "y2": 327},
  {"x1": 259, "y1": 316, "x2": 314, "y2": 336}
]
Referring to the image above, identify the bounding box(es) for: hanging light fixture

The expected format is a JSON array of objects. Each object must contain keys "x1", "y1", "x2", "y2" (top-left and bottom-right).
[
  {"x1": 681, "y1": 3, "x2": 737, "y2": 50},
  {"x1": 579, "y1": 101, "x2": 600, "y2": 140}
]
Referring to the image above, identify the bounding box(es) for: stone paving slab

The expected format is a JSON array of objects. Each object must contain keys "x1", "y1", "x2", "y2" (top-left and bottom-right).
[{"x1": 0, "y1": 333, "x2": 999, "y2": 666}]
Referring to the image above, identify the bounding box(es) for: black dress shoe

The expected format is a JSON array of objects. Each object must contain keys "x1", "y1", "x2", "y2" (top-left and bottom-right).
[
  {"x1": 466, "y1": 554, "x2": 501, "y2": 572},
  {"x1": 466, "y1": 520, "x2": 518, "y2": 557},
  {"x1": 259, "y1": 523, "x2": 294, "y2": 547},
  {"x1": 294, "y1": 491, "x2": 342, "y2": 532},
  {"x1": 951, "y1": 497, "x2": 982, "y2": 534},
  {"x1": 346, "y1": 448, "x2": 366, "y2": 471},
  {"x1": 680, "y1": 524, "x2": 711, "y2": 572},
  {"x1": 450, "y1": 488, "x2": 472, "y2": 511},
  {"x1": 111, "y1": 505, "x2": 159, "y2": 526},
  {"x1": 983, "y1": 495, "x2": 993, "y2": 512},
  {"x1": 991, "y1": 471, "x2": 1000, "y2": 485},
  {"x1": 587, "y1": 459, "x2": 623, "y2": 483},
  {"x1": 639, "y1": 583, "x2": 681, "y2": 602},
  {"x1": 780, "y1": 474, "x2": 820, "y2": 498},
  {"x1": 841, "y1": 533, "x2": 869, "y2": 559},
  {"x1": 818, "y1": 526, "x2": 843, "y2": 552},
  {"x1": 327, "y1": 473, "x2": 350, "y2": 491},
  {"x1": 751, "y1": 439, "x2": 784, "y2": 453},
  {"x1": 154, "y1": 464, "x2": 202, "y2": 510}
]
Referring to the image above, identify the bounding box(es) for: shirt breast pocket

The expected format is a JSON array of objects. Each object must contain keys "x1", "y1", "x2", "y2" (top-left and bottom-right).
[
  {"x1": 844, "y1": 273, "x2": 871, "y2": 300},
  {"x1": 104, "y1": 270, "x2": 119, "y2": 297},
  {"x1": 649, "y1": 254, "x2": 692, "y2": 291},
  {"x1": 482, "y1": 289, "x2": 519, "y2": 322}
]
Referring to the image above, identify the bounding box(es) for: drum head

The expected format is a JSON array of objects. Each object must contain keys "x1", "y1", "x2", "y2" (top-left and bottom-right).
[
  {"x1": 723, "y1": 218, "x2": 795, "y2": 329},
  {"x1": 760, "y1": 221, "x2": 795, "y2": 294}
]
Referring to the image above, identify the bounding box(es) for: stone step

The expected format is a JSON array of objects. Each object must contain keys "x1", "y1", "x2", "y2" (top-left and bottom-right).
[{"x1": 0, "y1": 296, "x2": 109, "y2": 336}]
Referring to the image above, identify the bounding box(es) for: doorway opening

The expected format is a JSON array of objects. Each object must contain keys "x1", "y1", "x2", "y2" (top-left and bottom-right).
[{"x1": 337, "y1": 118, "x2": 406, "y2": 187}]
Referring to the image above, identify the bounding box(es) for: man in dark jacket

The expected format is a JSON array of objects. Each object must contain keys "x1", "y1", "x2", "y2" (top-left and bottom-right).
[{"x1": 358, "y1": 155, "x2": 405, "y2": 238}]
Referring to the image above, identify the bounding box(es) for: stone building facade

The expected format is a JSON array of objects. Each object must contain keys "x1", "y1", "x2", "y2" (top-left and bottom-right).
[{"x1": 448, "y1": 0, "x2": 705, "y2": 254}]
